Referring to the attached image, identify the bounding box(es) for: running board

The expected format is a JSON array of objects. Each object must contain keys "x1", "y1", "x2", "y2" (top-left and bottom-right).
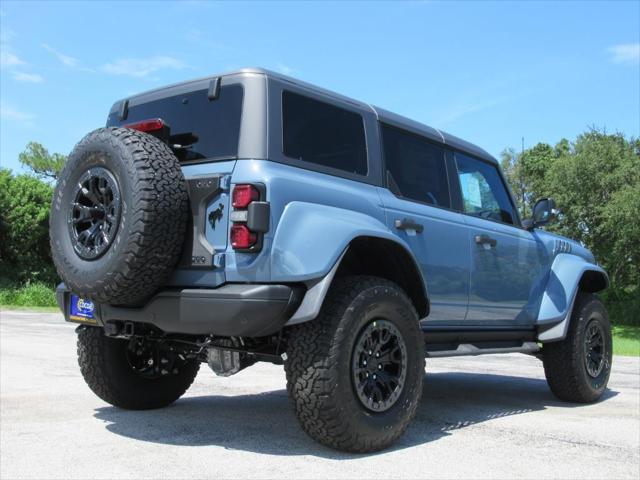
[{"x1": 426, "y1": 341, "x2": 540, "y2": 358}]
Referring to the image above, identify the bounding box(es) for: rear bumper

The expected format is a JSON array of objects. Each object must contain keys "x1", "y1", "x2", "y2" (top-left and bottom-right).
[{"x1": 56, "y1": 283, "x2": 303, "y2": 337}]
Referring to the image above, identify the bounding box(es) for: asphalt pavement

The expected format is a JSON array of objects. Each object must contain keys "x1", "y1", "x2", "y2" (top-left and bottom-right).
[{"x1": 1, "y1": 310, "x2": 638, "y2": 479}]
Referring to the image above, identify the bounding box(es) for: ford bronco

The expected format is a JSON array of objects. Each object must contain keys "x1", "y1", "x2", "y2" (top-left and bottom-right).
[{"x1": 50, "y1": 68, "x2": 612, "y2": 452}]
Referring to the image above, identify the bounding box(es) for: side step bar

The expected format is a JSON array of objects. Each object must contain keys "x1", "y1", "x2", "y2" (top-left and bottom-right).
[
  {"x1": 426, "y1": 341, "x2": 540, "y2": 358},
  {"x1": 422, "y1": 326, "x2": 540, "y2": 358}
]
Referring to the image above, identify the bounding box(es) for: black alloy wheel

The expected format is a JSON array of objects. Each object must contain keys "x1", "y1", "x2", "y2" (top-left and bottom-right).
[
  {"x1": 352, "y1": 319, "x2": 408, "y2": 412},
  {"x1": 584, "y1": 320, "x2": 606, "y2": 378},
  {"x1": 68, "y1": 166, "x2": 121, "y2": 260}
]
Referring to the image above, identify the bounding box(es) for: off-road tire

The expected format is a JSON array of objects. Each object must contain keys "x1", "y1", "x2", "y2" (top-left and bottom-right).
[
  {"x1": 50, "y1": 127, "x2": 188, "y2": 307},
  {"x1": 543, "y1": 292, "x2": 612, "y2": 403},
  {"x1": 77, "y1": 327, "x2": 199, "y2": 410},
  {"x1": 285, "y1": 276, "x2": 424, "y2": 453}
]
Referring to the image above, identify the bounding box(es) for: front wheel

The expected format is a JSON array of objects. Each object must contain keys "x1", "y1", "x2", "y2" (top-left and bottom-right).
[
  {"x1": 285, "y1": 276, "x2": 425, "y2": 453},
  {"x1": 543, "y1": 293, "x2": 612, "y2": 403},
  {"x1": 77, "y1": 327, "x2": 200, "y2": 410}
]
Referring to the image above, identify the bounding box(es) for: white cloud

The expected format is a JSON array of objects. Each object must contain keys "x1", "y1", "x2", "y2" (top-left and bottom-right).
[
  {"x1": 434, "y1": 96, "x2": 511, "y2": 126},
  {"x1": 12, "y1": 71, "x2": 44, "y2": 83},
  {"x1": 42, "y1": 43, "x2": 77, "y2": 67},
  {"x1": 101, "y1": 55, "x2": 187, "y2": 78},
  {"x1": 607, "y1": 43, "x2": 640, "y2": 65},
  {"x1": 0, "y1": 46, "x2": 24, "y2": 68},
  {"x1": 276, "y1": 63, "x2": 296, "y2": 75},
  {"x1": 0, "y1": 105, "x2": 35, "y2": 124}
]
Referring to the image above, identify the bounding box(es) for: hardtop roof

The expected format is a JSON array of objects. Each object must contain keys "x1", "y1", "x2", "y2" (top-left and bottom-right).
[{"x1": 114, "y1": 67, "x2": 498, "y2": 164}]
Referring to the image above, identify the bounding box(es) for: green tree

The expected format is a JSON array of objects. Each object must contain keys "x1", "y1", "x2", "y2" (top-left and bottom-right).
[
  {"x1": 545, "y1": 129, "x2": 640, "y2": 289},
  {"x1": 0, "y1": 168, "x2": 57, "y2": 286},
  {"x1": 504, "y1": 128, "x2": 639, "y2": 324},
  {"x1": 520, "y1": 142, "x2": 559, "y2": 203},
  {"x1": 18, "y1": 142, "x2": 66, "y2": 180}
]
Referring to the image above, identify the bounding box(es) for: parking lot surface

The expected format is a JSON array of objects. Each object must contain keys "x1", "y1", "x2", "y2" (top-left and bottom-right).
[{"x1": 1, "y1": 310, "x2": 638, "y2": 479}]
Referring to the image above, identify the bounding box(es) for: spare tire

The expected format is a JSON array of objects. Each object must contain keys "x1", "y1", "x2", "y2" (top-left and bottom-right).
[{"x1": 50, "y1": 127, "x2": 188, "y2": 307}]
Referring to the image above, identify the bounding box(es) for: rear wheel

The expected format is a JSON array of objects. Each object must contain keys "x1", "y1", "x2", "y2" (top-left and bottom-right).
[
  {"x1": 77, "y1": 327, "x2": 199, "y2": 410},
  {"x1": 285, "y1": 276, "x2": 424, "y2": 452},
  {"x1": 543, "y1": 293, "x2": 612, "y2": 403}
]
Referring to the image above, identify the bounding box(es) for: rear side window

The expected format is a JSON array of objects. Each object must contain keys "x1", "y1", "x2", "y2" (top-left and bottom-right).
[
  {"x1": 381, "y1": 125, "x2": 451, "y2": 208},
  {"x1": 282, "y1": 91, "x2": 367, "y2": 175},
  {"x1": 455, "y1": 153, "x2": 516, "y2": 225},
  {"x1": 108, "y1": 85, "x2": 243, "y2": 162}
]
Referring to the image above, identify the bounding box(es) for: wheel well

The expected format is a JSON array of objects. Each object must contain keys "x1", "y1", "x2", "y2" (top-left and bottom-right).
[
  {"x1": 579, "y1": 269, "x2": 609, "y2": 293},
  {"x1": 336, "y1": 236, "x2": 429, "y2": 318}
]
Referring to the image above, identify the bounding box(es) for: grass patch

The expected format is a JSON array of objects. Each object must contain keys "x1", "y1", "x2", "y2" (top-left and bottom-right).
[
  {"x1": 613, "y1": 325, "x2": 640, "y2": 357},
  {"x1": 0, "y1": 283, "x2": 57, "y2": 308}
]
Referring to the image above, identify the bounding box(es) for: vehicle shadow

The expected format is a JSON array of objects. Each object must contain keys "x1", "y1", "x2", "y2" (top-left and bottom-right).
[{"x1": 94, "y1": 371, "x2": 618, "y2": 459}]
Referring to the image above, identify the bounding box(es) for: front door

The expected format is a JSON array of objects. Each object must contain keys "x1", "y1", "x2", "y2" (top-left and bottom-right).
[
  {"x1": 378, "y1": 125, "x2": 470, "y2": 324},
  {"x1": 453, "y1": 152, "x2": 548, "y2": 326}
]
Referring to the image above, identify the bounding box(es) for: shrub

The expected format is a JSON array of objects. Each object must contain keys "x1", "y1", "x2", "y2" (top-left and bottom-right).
[
  {"x1": 0, "y1": 169, "x2": 58, "y2": 287},
  {"x1": 0, "y1": 283, "x2": 57, "y2": 307}
]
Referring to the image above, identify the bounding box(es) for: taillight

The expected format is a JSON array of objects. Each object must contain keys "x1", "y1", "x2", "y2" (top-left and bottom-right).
[
  {"x1": 123, "y1": 118, "x2": 165, "y2": 133},
  {"x1": 230, "y1": 224, "x2": 257, "y2": 249},
  {"x1": 232, "y1": 184, "x2": 259, "y2": 208},
  {"x1": 230, "y1": 184, "x2": 268, "y2": 251}
]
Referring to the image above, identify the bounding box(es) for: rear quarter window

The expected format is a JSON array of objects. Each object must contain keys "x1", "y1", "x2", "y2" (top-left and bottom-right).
[
  {"x1": 282, "y1": 90, "x2": 367, "y2": 175},
  {"x1": 381, "y1": 124, "x2": 451, "y2": 208},
  {"x1": 108, "y1": 85, "x2": 243, "y2": 162}
]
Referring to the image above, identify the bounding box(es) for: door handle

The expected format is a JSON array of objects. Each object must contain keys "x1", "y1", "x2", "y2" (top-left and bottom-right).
[
  {"x1": 395, "y1": 218, "x2": 424, "y2": 233},
  {"x1": 474, "y1": 234, "x2": 497, "y2": 247}
]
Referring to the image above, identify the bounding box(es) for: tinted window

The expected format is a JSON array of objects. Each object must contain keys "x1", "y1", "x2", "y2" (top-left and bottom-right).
[
  {"x1": 455, "y1": 153, "x2": 516, "y2": 225},
  {"x1": 108, "y1": 85, "x2": 243, "y2": 162},
  {"x1": 381, "y1": 125, "x2": 451, "y2": 207},
  {"x1": 282, "y1": 91, "x2": 367, "y2": 175}
]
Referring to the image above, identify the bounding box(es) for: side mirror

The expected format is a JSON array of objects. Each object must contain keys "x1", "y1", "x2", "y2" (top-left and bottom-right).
[{"x1": 525, "y1": 198, "x2": 557, "y2": 230}]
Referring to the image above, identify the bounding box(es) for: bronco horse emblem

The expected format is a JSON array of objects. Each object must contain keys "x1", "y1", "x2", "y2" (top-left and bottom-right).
[{"x1": 208, "y1": 203, "x2": 224, "y2": 229}]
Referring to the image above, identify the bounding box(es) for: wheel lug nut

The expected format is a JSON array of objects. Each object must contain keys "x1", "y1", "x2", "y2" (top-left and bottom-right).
[
  {"x1": 368, "y1": 350, "x2": 372, "y2": 355},
  {"x1": 375, "y1": 353, "x2": 380, "y2": 358},
  {"x1": 373, "y1": 374, "x2": 377, "y2": 380},
  {"x1": 378, "y1": 364, "x2": 382, "y2": 370},
  {"x1": 363, "y1": 360, "x2": 367, "y2": 366}
]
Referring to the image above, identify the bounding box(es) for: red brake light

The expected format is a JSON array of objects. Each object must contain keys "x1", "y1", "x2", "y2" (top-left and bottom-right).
[
  {"x1": 232, "y1": 184, "x2": 259, "y2": 208},
  {"x1": 230, "y1": 224, "x2": 257, "y2": 249},
  {"x1": 124, "y1": 118, "x2": 165, "y2": 133}
]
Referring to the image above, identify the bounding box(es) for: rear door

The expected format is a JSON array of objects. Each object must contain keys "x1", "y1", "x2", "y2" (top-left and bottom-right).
[
  {"x1": 453, "y1": 152, "x2": 547, "y2": 325},
  {"x1": 378, "y1": 124, "x2": 470, "y2": 324}
]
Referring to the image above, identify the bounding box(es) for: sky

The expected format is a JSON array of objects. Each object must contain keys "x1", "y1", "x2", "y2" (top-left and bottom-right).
[{"x1": 1, "y1": 0, "x2": 639, "y2": 173}]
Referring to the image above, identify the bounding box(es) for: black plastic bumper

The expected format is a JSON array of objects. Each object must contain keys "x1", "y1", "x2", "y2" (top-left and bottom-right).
[{"x1": 56, "y1": 283, "x2": 303, "y2": 337}]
